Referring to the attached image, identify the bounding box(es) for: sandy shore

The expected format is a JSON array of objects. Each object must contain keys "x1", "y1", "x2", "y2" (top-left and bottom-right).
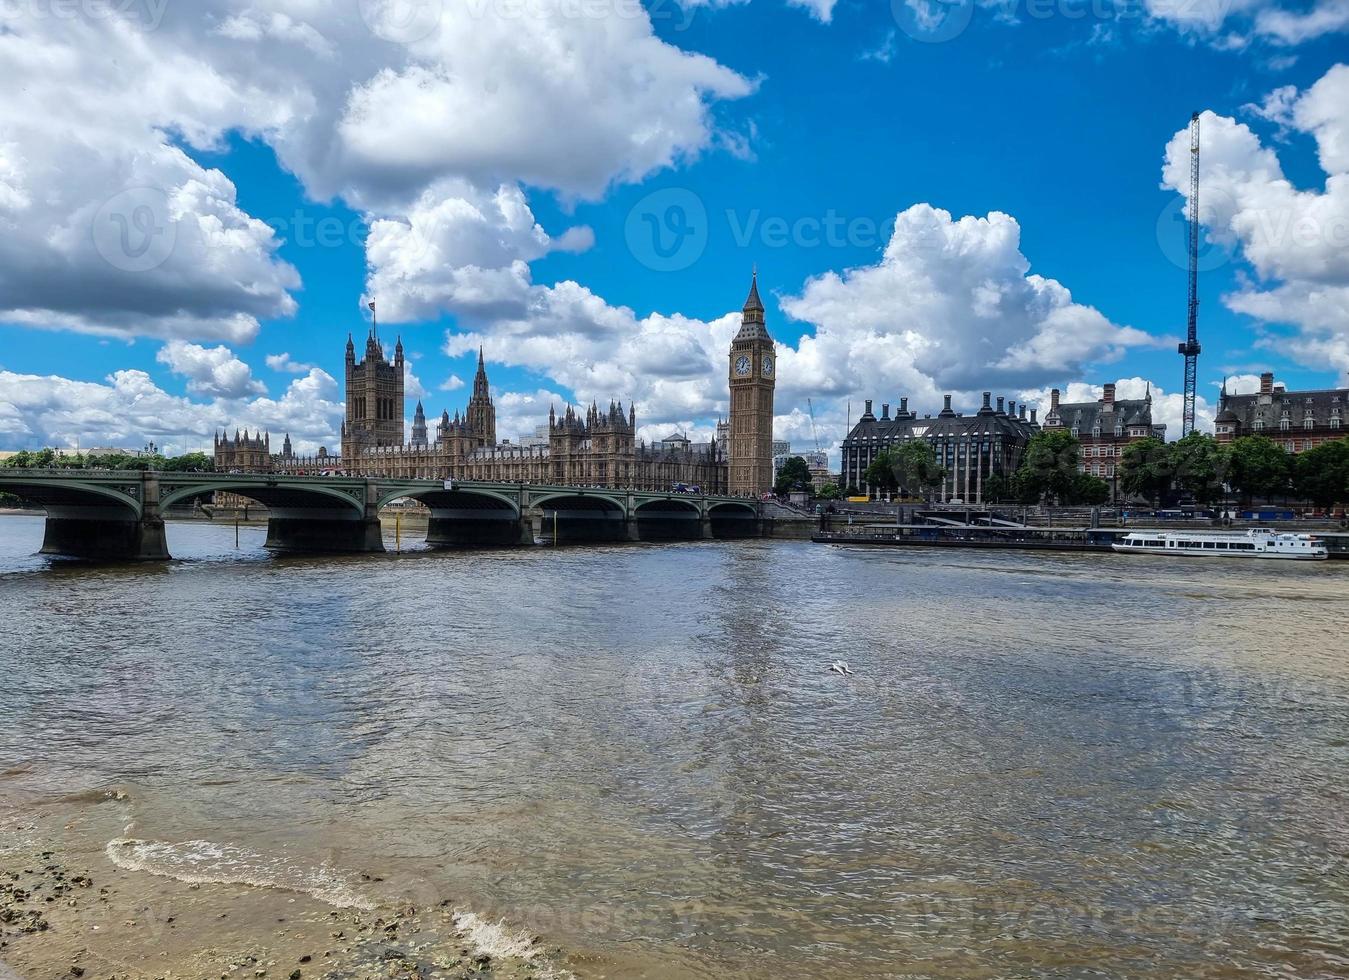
[{"x1": 0, "y1": 794, "x2": 568, "y2": 980}]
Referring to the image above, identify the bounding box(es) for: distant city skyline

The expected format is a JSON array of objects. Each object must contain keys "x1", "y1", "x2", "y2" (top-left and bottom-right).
[{"x1": 1, "y1": 3, "x2": 1347, "y2": 466}]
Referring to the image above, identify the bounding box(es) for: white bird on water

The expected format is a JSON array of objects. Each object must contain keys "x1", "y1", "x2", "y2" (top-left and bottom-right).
[{"x1": 828, "y1": 660, "x2": 853, "y2": 676}]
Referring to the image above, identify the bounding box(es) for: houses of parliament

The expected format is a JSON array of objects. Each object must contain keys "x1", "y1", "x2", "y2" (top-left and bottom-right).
[{"x1": 216, "y1": 275, "x2": 778, "y2": 496}]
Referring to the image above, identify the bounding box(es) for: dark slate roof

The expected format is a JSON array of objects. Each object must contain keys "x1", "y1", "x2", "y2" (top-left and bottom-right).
[
  {"x1": 743, "y1": 272, "x2": 763, "y2": 313},
  {"x1": 1217, "y1": 386, "x2": 1348, "y2": 429},
  {"x1": 733, "y1": 272, "x2": 773, "y2": 343},
  {"x1": 843, "y1": 396, "x2": 1039, "y2": 446},
  {"x1": 1044, "y1": 397, "x2": 1156, "y2": 435}
]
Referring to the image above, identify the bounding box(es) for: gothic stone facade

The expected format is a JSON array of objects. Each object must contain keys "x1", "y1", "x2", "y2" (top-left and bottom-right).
[
  {"x1": 213, "y1": 429, "x2": 270, "y2": 471},
  {"x1": 219, "y1": 278, "x2": 785, "y2": 492},
  {"x1": 728, "y1": 273, "x2": 776, "y2": 496},
  {"x1": 349, "y1": 342, "x2": 728, "y2": 490}
]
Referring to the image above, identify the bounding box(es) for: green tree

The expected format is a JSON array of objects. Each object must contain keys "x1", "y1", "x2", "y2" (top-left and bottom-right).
[
  {"x1": 862, "y1": 450, "x2": 899, "y2": 496},
  {"x1": 1226, "y1": 436, "x2": 1291, "y2": 503},
  {"x1": 775, "y1": 455, "x2": 812, "y2": 494},
  {"x1": 816, "y1": 482, "x2": 842, "y2": 500},
  {"x1": 1169, "y1": 432, "x2": 1228, "y2": 506},
  {"x1": 1013, "y1": 429, "x2": 1081, "y2": 504},
  {"x1": 1008, "y1": 470, "x2": 1042, "y2": 505},
  {"x1": 1293, "y1": 438, "x2": 1349, "y2": 508},
  {"x1": 982, "y1": 472, "x2": 1010, "y2": 503},
  {"x1": 1118, "y1": 436, "x2": 1173, "y2": 505},
  {"x1": 893, "y1": 440, "x2": 945, "y2": 499},
  {"x1": 864, "y1": 442, "x2": 946, "y2": 500},
  {"x1": 161, "y1": 451, "x2": 215, "y2": 473},
  {"x1": 1069, "y1": 472, "x2": 1111, "y2": 505}
]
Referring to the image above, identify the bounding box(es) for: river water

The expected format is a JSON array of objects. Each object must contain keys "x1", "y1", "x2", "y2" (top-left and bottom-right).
[{"x1": 1, "y1": 512, "x2": 1347, "y2": 978}]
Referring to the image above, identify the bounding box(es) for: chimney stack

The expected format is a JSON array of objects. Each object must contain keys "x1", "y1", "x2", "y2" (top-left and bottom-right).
[
  {"x1": 1051, "y1": 388, "x2": 1060, "y2": 411},
  {"x1": 1103, "y1": 383, "x2": 1116, "y2": 406},
  {"x1": 1019, "y1": 404, "x2": 1027, "y2": 420},
  {"x1": 996, "y1": 396, "x2": 1005, "y2": 414},
  {"x1": 864, "y1": 399, "x2": 873, "y2": 417},
  {"x1": 882, "y1": 403, "x2": 890, "y2": 420},
  {"x1": 943, "y1": 395, "x2": 953, "y2": 414},
  {"x1": 982, "y1": 391, "x2": 992, "y2": 410},
  {"x1": 900, "y1": 396, "x2": 908, "y2": 416},
  {"x1": 1031, "y1": 408, "x2": 1038, "y2": 424},
  {"x1": 1260, "y1": 372, "x2": 1275, "y2": 394}
]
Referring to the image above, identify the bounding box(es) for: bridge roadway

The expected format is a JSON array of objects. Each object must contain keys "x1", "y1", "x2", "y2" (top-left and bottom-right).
[{"x1": 0, "y1": 469, "x2": 762, "y2": 560}]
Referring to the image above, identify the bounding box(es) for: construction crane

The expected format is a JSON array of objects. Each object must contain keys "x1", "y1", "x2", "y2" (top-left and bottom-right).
[
  {"x1": 808, "y1": 397, "x2": 822, "y2": 453},
  {"x1": 1179, "y1": 111, "x2": 1202, "y2": 437}
]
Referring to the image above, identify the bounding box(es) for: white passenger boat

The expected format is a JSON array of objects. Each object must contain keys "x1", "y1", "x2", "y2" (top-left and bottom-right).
[{"x1": 1112, "y1": 528, "x2": 1328, "y2": 560}]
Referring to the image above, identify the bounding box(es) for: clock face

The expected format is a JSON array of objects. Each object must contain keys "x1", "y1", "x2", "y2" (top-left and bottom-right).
[
  {"x1": 761, "y1": 355, "x2": 774, "y2": 377},
  {"x1": 735, "y1": 355, "x2": 751, "y2": 377}
]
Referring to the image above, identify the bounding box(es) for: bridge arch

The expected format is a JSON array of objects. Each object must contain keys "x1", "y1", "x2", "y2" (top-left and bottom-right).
[
  {"x1": 707, "y1": 500, "x2": 760, "y2": 539},
  {"x1": 530, "y1": 492, "x2": 627, "y2": 544},
  {"x1": 0, "y1": 471, "x2": 164, "y2": 559},
  {"x1": 379, "y1": 486, "x2": 523, "y2": 548},
  {"x1": 528, "y1": 489, "x2": 628, "y2": 513},
  {"x1": 160, "y1": 481, "x2": 366, "y2": 515},
  {"x1": 376, "y1": 484, "x2": 521, "y2": 515},
  {"x1": 632, "y1": 496, "x2": 704, "y2": 542},
  {"x1": 0, "y1": 476, "x2": 144, "y2": 518},
  {"x1": 163, "y1": 479, "x2": 378, "y2": 554}
]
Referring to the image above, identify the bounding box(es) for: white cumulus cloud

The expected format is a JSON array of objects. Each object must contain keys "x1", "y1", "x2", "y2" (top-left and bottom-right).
[{"x1": 1161, "y1": 65, "x2": 1349, "y2": 382}]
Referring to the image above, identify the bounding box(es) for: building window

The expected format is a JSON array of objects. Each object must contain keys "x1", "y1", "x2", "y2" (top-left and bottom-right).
[
  {"x1": 1254, "y1": 420, "x2": 1264, "y2": 431},
  {"x1": 1280, "y1": 419, "x2": 1290, "y2": 430},
  {"x1": 1333, "y1": 418, "x2": 1342, "y2": 429},
  {"x1": 1305, "y1": 418, "x2": 1315, "y2": 429}
]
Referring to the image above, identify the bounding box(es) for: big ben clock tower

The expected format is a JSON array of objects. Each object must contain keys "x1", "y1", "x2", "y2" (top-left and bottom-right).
[{"x1": 728, "y1": 270, "x2": 776, "y2": 496}]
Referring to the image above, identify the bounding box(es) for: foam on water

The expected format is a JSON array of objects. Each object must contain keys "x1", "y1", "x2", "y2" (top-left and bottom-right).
[
  {"x1": 453, "y1": 911, "x2": 576, "y2": 980},
  {"x1": 105, "y1": 837, "x2": 376, "y2": 910}
]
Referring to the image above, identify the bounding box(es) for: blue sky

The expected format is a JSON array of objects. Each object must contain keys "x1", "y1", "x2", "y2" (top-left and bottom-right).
[{"x1": 1, "y1": 0, "x2": 1347, "y2": 458}]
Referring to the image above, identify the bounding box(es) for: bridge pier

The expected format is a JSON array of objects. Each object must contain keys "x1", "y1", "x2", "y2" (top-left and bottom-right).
[
  {"x1": 40, "y1": 513, "x2": 169, "y2": 561},
  {"x1": 519, "y1": 512, "x2": 542, "y2": 545},
  {"x1": 38, "y1": 471, "x2": 170, "y2": 561},
  {"x1": 263, "y1": 483, "x2": 385, "y2": 554},
  {"x1": 264, "y1": 514, "x2": 384, "y2": 554}
]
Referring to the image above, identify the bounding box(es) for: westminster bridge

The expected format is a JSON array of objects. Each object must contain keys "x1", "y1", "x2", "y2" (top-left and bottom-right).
[{"x1": 0, "y1": 469, "x2": 763, "y2": 560}]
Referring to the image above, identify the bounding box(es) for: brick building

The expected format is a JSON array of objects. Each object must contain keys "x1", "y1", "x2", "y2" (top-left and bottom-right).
[
  {"x1": 1041, "y1": 383, "x2": 1165, "y2": 494},
  {"x1": 1214, "y1": 372, "x2": 1346, "y2": 453}
]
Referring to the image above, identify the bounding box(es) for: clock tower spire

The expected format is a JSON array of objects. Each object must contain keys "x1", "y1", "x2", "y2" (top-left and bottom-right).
[{"x1": 728, "y1": 269, "x2": 776, "y2": 496}]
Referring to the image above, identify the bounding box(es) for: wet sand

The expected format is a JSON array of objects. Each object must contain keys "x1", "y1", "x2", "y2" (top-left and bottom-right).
[{"x1": 0, "y1": 794, "x2": 566, "y2": 980}]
